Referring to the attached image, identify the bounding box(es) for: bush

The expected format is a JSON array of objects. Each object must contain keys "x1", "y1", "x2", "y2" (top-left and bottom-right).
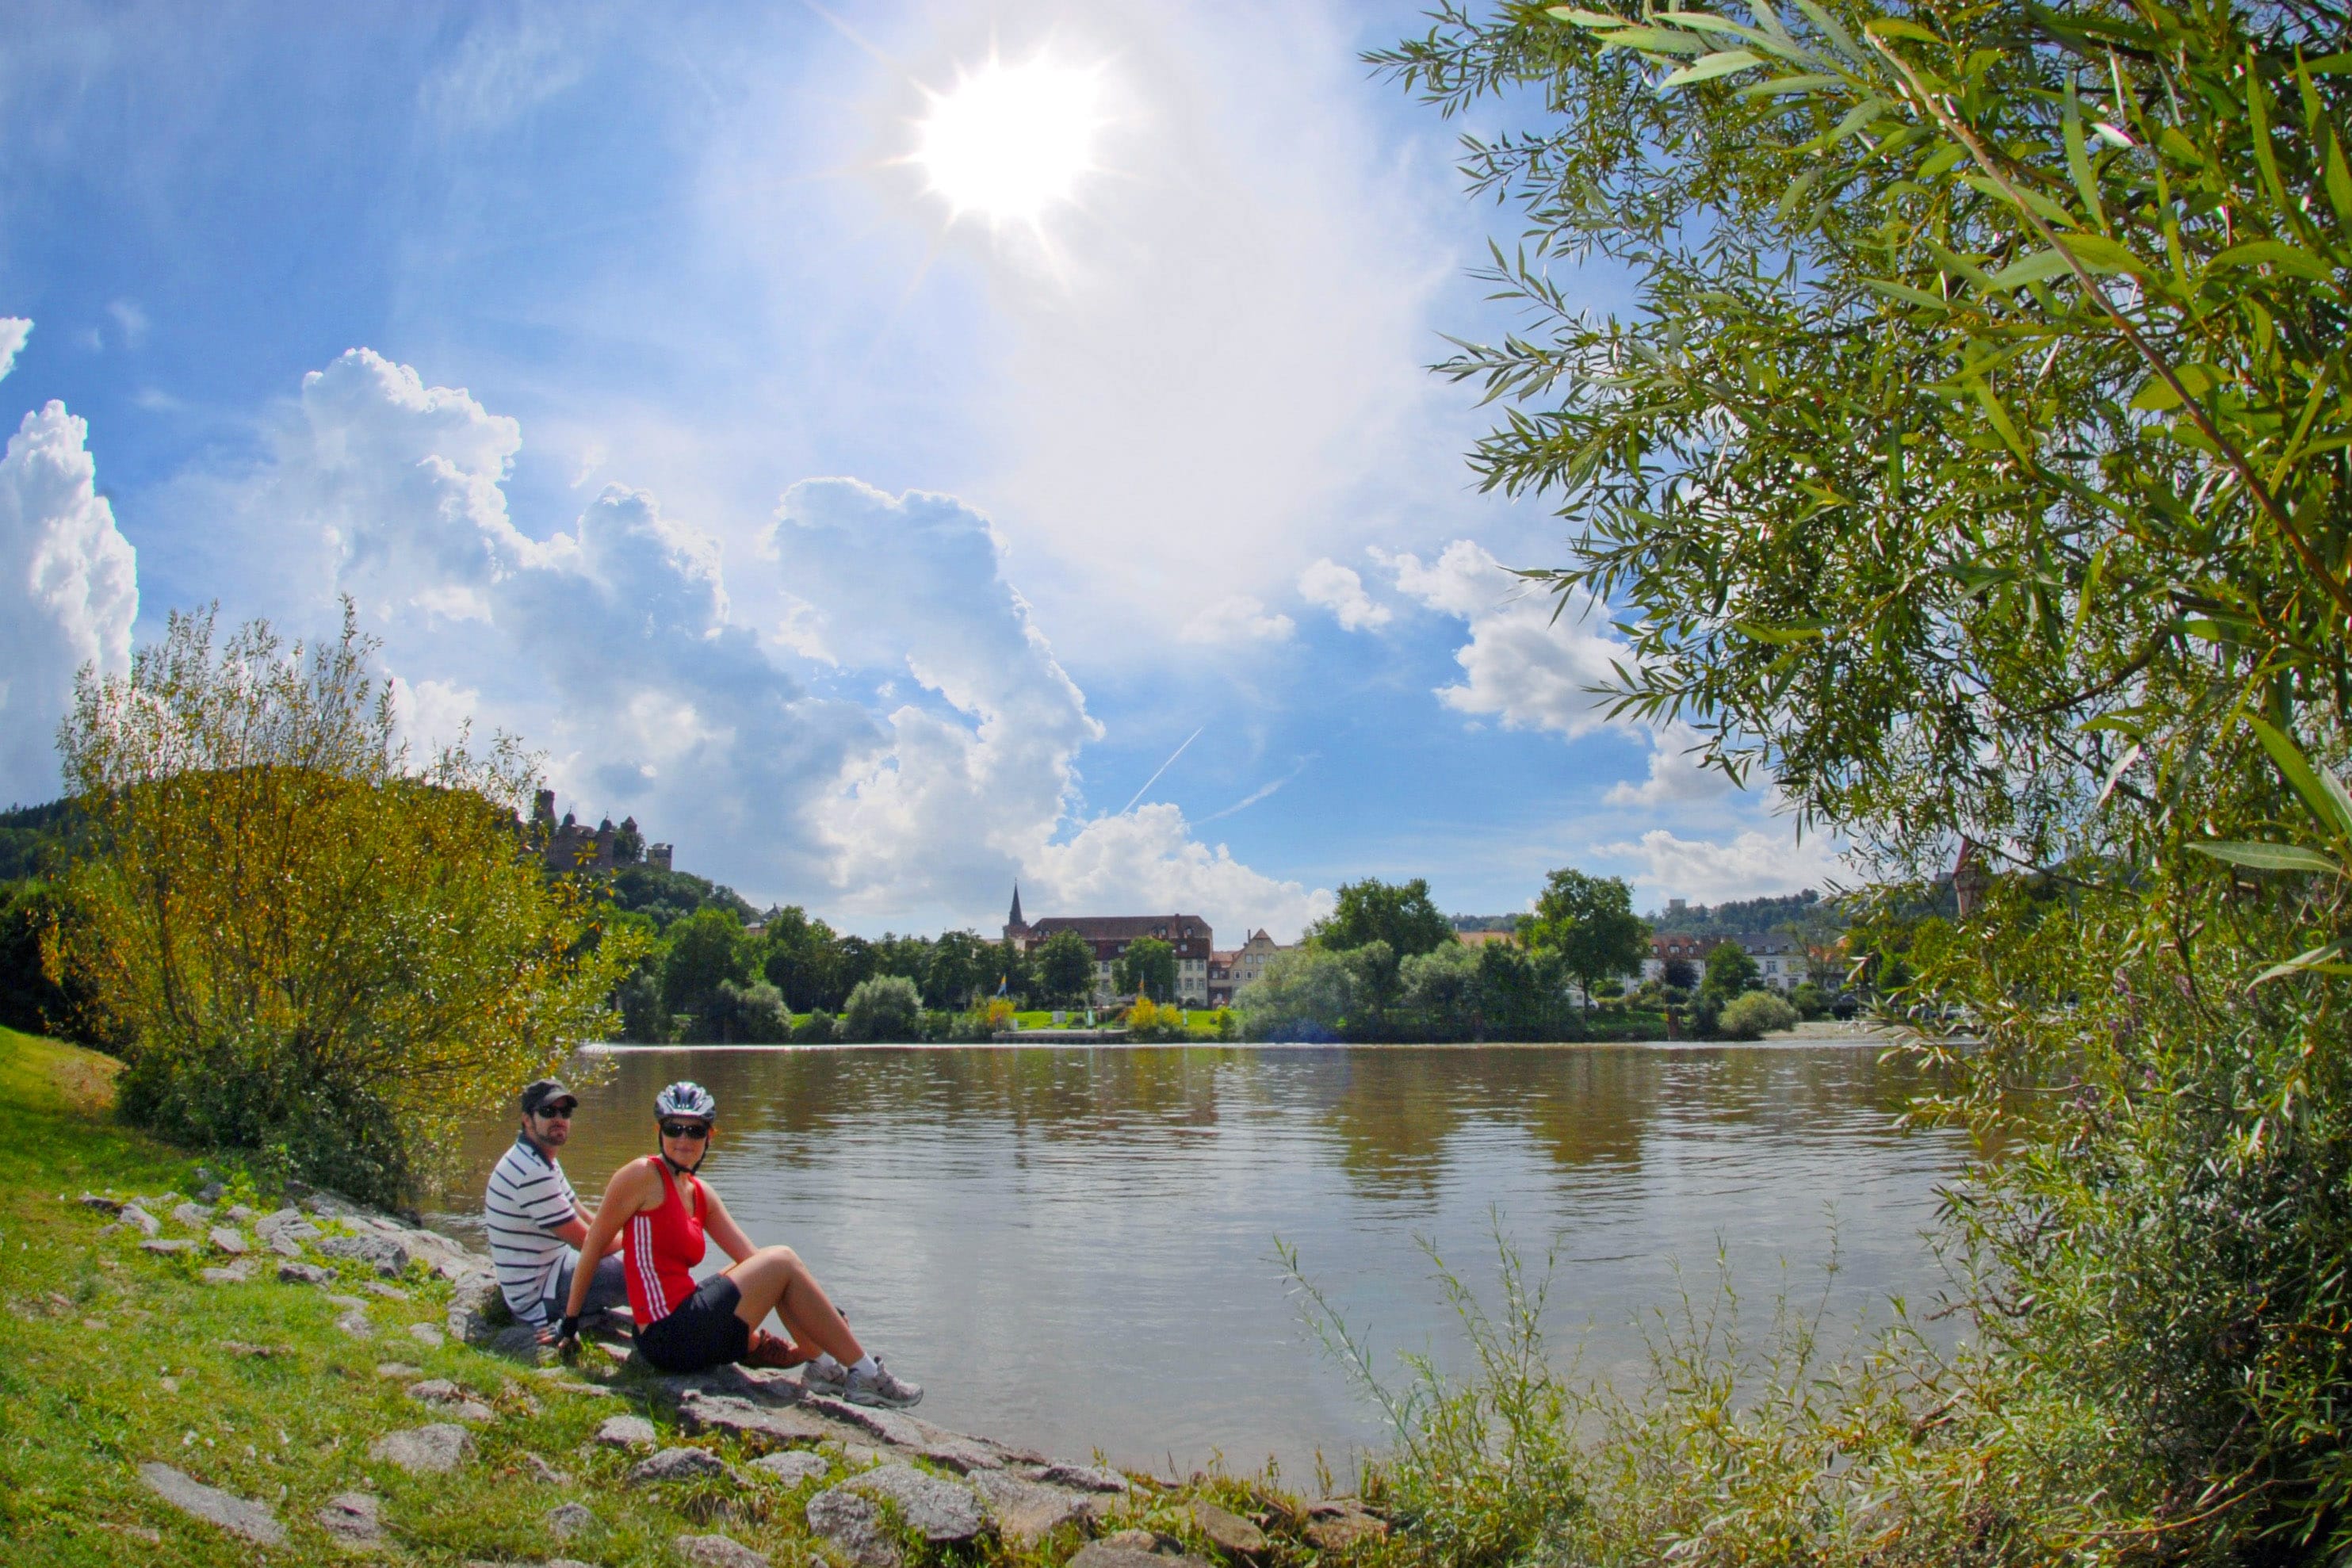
[
  {"x1": 839, "y1": 975, "x2": 922, "y2": 1042},
  {"x1": 789, "y1": 1008, "x2": 837, "y2": 1044},
  {"x1": 1715, "y1": 990, "x2": 1798, "y2": 1040},
  {"x1": 709, "y1": 979, "x2": 790, "y2": 1042},
  {"x1": 1126, "y1": 996, "x2": 1188, "y2": 1040},
  {"x1": 1788, "y1": 981, "x2": 1830, "y2": 1020},
  {"x1": 51, "y1": 608, "x2": 637, "y2": 1207}
]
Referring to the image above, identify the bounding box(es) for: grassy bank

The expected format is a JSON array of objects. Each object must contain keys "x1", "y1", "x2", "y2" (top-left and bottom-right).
[{"x1": 0, "y1": 1027, "x2": 1351, "y2": 1566}]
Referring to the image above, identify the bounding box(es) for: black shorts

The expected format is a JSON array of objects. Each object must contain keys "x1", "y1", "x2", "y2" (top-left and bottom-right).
[{"x1": 634, "y1": 1273, "x2": 750, "y2": 1374}]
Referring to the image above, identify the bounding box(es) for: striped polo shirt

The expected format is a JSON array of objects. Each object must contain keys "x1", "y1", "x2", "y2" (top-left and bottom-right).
[{"x1": 484, "y1": 1132, "x2": 579, "y2": 1325}]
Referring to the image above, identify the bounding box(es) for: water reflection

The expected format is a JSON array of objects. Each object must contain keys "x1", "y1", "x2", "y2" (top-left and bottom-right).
[{"x1": 446, "y1": 1042, "x2": 1968, "y2": 1478}]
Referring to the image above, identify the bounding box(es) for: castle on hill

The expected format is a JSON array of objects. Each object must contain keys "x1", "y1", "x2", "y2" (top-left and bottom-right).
[{"x1": 531, "y1": 789, "x2": 671, "y2": 874}]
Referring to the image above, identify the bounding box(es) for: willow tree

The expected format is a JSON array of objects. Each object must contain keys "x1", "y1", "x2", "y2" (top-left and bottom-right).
[
  {"x1": 51, "y1": 605, "x2": 638, "y2": 1204},
  {"x1": 1379, "y1": 0, "x2": 2352, "y2": 1556}
]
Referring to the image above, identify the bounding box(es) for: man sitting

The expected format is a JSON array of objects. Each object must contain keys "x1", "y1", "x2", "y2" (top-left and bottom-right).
[{"x1": 484, "y1": 1078, "x2": 625, "y2": 1333}]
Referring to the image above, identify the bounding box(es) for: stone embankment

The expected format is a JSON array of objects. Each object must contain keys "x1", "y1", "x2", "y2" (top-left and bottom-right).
[{"x1": 70, "y1": 1176, "x2": 1388, "y2": 1566}]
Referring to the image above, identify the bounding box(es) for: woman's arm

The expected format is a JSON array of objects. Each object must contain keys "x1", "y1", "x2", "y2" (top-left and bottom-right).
[
  {"x1": 700, "y1": 1181, "x2": 757, "y2": 1265},
  {"x1": 553, "y1": 1161, "x2": 656, "y2": 1337}
]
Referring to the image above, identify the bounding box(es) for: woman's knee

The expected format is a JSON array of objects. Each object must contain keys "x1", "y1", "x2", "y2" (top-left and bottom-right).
[{"x1": 759, "y1": 1245, "x2": 801, "y2": 1269}]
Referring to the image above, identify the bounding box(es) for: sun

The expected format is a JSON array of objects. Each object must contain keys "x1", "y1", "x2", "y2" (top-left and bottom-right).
[{"x1": 914, "y1": 54, "x2": 1103, "y2": 225}]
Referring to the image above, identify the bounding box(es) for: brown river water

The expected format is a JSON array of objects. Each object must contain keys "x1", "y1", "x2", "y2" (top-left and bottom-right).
[{"x1": 442, "y1": 1039, "x2": 1971, "y2": 1479}]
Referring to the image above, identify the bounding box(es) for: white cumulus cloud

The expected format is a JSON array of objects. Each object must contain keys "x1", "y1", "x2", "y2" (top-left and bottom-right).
[
  {"x1": 1594, "y1": 828, "x2": 1846, "y2": 906},
  {"x1": 1180, "y1": 594, "x2": 1295, "y2": 645},
  {"x1": 1298, "y1": 556, "x2": 1390, "y2": 631},
  {"x1": 185, "y1": 347, "x2": 1325, "y2": 934},
  {"x1": 0, "y1": 319, "x2": 29, "y2": 382},
  {"x1": 0, "y1": 387, "x2": 139, "y2": 805},
  {"x1": 1025, "y1": 803, "x2": 1330, "y2": 944},
  {"x1": 1603, "y1": 721, "x2": 1738, "y2": 808},
  {"x1": 1383, "y1": 539, "x2": 1627, "y2": 740}
]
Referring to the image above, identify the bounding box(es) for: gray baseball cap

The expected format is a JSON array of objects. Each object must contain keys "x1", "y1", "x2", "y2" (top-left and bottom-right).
[{"x1": 519, "y1": 1078, "x2": 578, "y2": 1115}]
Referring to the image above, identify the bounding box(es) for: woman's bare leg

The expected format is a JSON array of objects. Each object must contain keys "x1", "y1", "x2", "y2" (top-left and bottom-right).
[{"x1": 725, "y1": 1246, "x2": 863, "y2": 1363}]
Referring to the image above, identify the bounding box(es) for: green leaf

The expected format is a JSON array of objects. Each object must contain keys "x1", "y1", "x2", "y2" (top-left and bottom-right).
[
  {"x1": 1864, "y1": 278, "x2": 1952, "y2": 311},
  {"x1": 1790, "y1": 0, "x2": 1862, "y2": 61},
  {"x1": 1662, "y1": 49, "x2": 1765, "y2": 86},
  {"x1": 1985, "y1": 250, "x2": 2074, "y2": 290},
  {"x1": 2188, "y1": 841, "x2": 2344, "y2": 874},
  {"x1": 2063, "y1": 233, "x2": 2145, "y2": 274},
  {"x1": 2327, "y1": 131, "x2": 2352, "y2": 232},
  {"x1": 1967, "y1": 378, "x2": 2031, "y2": 459},
  {"x1": 2209, "y1": 240, "x2": 2336, "y2": 282},
  {"x1": 2253, "y1": 939, "x2": 2352, "y2": 986},
  {"x1": 1731, "y1": 619, "x2": 1830, "y2": 644},
  {"x1": 2247, "y1": 51, "x2": 2289, "y2": 212},
  {"x1": 1864, "y1": 18, "x2": 1943, "y2": 45},
  {"x1": 1734, "y1": 72, "x2": 1843, "y2": 98},
  {"x1": 1589, "y1": 26, "x2": 1709, "y2": 55},
  {"x1": 2248, "y1": 716, "x2": 2352, "y2": 839},
  {"x1": 2063, "y1": 85, "x2": 2106, "y2": 229}
]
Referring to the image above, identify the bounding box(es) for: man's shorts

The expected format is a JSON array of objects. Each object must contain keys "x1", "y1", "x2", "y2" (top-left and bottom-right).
[
  {"x1": 541, "y1": 1249, "x2": 629, "y2": 1327},
  {"x1": 633, "y1": 1273, "x2": 750, "y2": 1374}
]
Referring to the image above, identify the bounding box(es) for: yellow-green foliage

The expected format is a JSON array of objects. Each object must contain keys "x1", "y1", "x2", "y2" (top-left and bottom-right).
[{"x1": 48, "y1": 606, "x2": 641, "y2": 1203}]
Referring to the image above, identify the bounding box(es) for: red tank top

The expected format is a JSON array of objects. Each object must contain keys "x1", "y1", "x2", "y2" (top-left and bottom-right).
[{"x1": 623, "y1": 1157, "x2": 707, "y2": 1325}]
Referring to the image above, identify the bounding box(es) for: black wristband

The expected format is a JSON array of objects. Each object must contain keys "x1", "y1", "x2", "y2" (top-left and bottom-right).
[{"x1": 560, "y1": 1314, "x2": 580, "y2": 1339}]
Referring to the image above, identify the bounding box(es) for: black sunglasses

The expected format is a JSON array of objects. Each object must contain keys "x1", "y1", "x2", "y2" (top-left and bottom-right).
[
  {"x1": 535, "y1": 1105, "x2": 576, "y2": 1121},
  {"x1": 659, "y1": 1121, "x2": 711, "y2": 1141}
]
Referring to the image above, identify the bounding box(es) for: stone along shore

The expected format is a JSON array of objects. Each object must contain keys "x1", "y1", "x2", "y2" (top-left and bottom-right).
[{"x1": 67, "y1": 1179, "x2": 1390, "y2": 1567}]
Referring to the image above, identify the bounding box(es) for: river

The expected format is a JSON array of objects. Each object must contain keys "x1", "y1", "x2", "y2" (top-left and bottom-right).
[{"x1": 447, "y1": 1038, "x2": 1971, "y2": 1480}]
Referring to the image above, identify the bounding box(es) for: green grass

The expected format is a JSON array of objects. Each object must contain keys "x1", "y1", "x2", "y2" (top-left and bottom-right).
[{"x1": 0, "y1": 1027, "x2": 1340, "y2": 1566}]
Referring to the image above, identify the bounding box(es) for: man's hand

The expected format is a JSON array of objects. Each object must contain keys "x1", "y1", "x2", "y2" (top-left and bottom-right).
[{"x1": 541, "y1": 1314, "x2": 582, "y2": 1356}]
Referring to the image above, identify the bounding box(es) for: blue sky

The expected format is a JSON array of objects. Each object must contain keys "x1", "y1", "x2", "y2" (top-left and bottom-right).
[{"x1": 0, "y1": 0, "x2": 1841, "y2": 939}]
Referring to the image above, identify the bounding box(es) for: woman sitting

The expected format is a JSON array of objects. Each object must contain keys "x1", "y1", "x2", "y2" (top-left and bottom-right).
[{"x1": 550, "y1": 1080, "x2": 922, "y2": 1408}]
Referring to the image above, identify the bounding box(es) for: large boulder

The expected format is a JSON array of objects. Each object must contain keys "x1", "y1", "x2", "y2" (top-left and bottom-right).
[
  {"x1": 805, "y1": 1487, "x2": 900, "y2": 1568},
  {"x1": 369, "y1": 1423, "x2": 474, "y2": 1474},
  {"x1": 595, "y1": 1414, "x2": 658, "y2": 1450},
  {"x1": 317, "y1": 1233, "x2": 410, "y2": 1276},
  {"x1": 676, "y1": 1391, "x2": 852, "y2": 1451},
  {"x1": 316, "y1": 1491, "x2": 384, "y2": 1547},
  {"x1": 676, "y1": 1535, "x2": 771, "y2": 1568},
  {"x1": 842, "y1": 1463, "x2": 987, "y2": 1543},
  {"x1": 630, "y1": 1447, "x2": 733, "y2": 1485}
]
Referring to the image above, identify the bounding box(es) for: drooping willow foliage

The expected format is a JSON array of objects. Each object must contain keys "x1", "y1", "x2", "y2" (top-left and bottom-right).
[{"x1": 1374, "y1": 0, "x2": 2352, "y2": 1558}]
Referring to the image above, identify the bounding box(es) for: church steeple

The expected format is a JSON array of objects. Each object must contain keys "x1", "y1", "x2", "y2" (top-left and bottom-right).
[{"x1": 1008, "y1": 882, "x2": 1026, "y2": 930}]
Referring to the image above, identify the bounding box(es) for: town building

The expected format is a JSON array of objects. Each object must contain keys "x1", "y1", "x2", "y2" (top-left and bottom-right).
[
  {"x1": 1207, "y1": 929, "x2": 1286, "y2": 1006},
  {"x1": 1004, "y1": 887, "x2": 1214, "y2": 1004},
  {"x1": 1641, "y1": 931, "x2": 1809, "y2": 992}
]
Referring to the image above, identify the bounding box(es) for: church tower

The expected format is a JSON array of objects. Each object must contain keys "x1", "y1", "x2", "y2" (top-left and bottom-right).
[{"x1": 1004, "y1": 883, "x2": 1031, "y2": 947}]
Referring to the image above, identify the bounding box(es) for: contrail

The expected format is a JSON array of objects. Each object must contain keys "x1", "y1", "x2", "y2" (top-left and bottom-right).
[{"x1": 1121, "y1": 726, "x2": 1204, "y2": 815}]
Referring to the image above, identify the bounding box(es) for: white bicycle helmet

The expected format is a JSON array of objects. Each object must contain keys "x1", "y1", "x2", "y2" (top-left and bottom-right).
[{"x1": 655, "y1": 1080, "x2": 717, "y2": 1121}]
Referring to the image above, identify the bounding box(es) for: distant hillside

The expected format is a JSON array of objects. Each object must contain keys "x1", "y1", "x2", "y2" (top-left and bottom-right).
[
  {"x1": 1646, "y1": 889, "x2": 1839, "y2": 936},
  {"x1": 608, "y1": 863, "x2": 757, "y2": 931},
  {"x1": 0, "y1": 800, "x2": 79, "y2": 883},
  {"x1": 1451, "y1": 914, "x2": 1522, "y2": 932}
]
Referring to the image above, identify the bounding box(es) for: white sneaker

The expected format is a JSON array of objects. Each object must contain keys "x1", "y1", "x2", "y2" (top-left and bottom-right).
[
  {"x1": 842, "y1": 1359, "x2": 922, "y2": 1409},
  {"x1": 801, "y1": 1356, "x2": 848, "y2": 1394}
]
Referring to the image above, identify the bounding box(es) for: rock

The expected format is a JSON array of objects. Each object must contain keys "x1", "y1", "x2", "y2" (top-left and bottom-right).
[
  {"x1": 597, "y1": 1414, "x2": 658, "y2": 1449},
  {"x1": 365, "y1": 1281, "x2": 410, "y2": 1300},
  {"x1": 631, "y1": 1446, "x2": 732, "y2": 1484},
  {"x1": 676, "y1": 1534, "x2": 772, "y2": 1568},
  {"x1": 369, "y1": 1423, "x2": 473, "y2": 1474},
  {"x1": 749, "y1": 1450, "x2": 831, "y2": 1486},
  {"x1": 484, "y1": 1323, "x2": 548, "y2": 1361},
  {"x1": 199, "y1": 1264, "x2": 254, "y2": 1286},
  {"x1": 1302, "y1": 1503, "x2": 1388, "y2": 1552},
  {"x1": 1191, "y1": 1501, "x2": 1268, "y2": 1555},
  {"x1": 196, "y1": 1182, "x2": 226, "y2": 1205},
  {"x1": 141, "y1": 1239, "x2": 195, "y2": 1255},
  {"x1": 138, "y1": 1461, "x2": 285, "y2": 1546},
  {"x1": 318, "y1": 1232, "x2": 410, "y2": 1276},
  {"x1": 1069, "y1": 1544, "x2": 1213, "y2": 1568},
  {"x1": 116, "y1": 1204, "x2": 161, "y2": 1237},
  {"x1": 409, "y1": 1321, "x2": 446, "y2": 1348},
  {"x1": 1034, "y1": 1462, "x2": 1129, "y2": 1493},
  {"x1": 916, "y1": 1436, "x2": 1003, "y2": 1474},
  {"x1": 676, "y1": 1391, "x2": 850, "y2": 1451},
  {"x1": 316, "y1": 1490, "x2": 383, "y2": 1547},
  {"x1": 805, "y1": 1487, "x2": 901, "y2": 1568},
  {"x1": 449, "y1": 1271, "x2": 504, "y2": 1316},
  {"x1": 545, "y1": 1500, "x2": 597, "y2": 1540},
  {"x1": 522, "y1": 1451, "x2": 572, "y2": 1486},
  {"x1": 844, "y1": 1463, "x2": 987, "y2": 1541},
  {"x1": 208, "y1": 1226, "x2": 249, "y2": 1256},
  {"x1": 1097, "y1": 1530, "x2": 1172, "y2": 1553},
  {"x1": 79, "y1": 1191, "x2": 124, "y2": 1214},
  {"x1": 407, "y1": 1379, "x2": 495, "y2": 1422},
  {"x1": 224, "y1": 1203, "x2": 255, "y2": 1222},
  {"x1": 170, "y1": 1202, "x2": 214, "y2": 1230},
  {"x1": 335, "y1": 1305, "x2": 372, "y2": 1338},
  {"x1": 376, "y1": 1361, "x2": 422, "y2": 1379},
  {"x1": 804, "y1": 1393, "x2": 924, "y2": 1448},
  {"x1": 969, "y1": 1471, "x2": 1092, "y2": 1545},
  {"x1": 269, "y1": 1233, "x2": 307, "y2": 1259},
  {"x1": 277, "y1": 1260, "x2": 333, "y2": 1285}
]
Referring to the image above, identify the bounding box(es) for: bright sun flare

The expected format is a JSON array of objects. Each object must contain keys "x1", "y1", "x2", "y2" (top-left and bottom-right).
[{"x1": 914, "y1": 55, "x2": 1103, "y2": 224}]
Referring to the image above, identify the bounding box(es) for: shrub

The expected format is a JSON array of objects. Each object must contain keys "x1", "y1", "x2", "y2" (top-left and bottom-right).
[
  {"x1": 839, "y1": 975, "x2": 922, "y2": 1042},
  {"x1": 1126, "y1": 995, "x2": 1188, "y2": 1040},
  {"x1": 1715, "y1": 990, "x2": 1798, "y2": 1040},
  {"x1": 1788, "y1": 981, "x2": 1830, "y2": 1020},
  {"x1": 50, "y1": 607, "x2": 637, "y2": 1207},
  {"x1": 789, "y1": 1008, "x2": 837, "y2": 1045},
  {"x1": 709, "y1": 979, "x2": 790, "y2": 1042}
]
